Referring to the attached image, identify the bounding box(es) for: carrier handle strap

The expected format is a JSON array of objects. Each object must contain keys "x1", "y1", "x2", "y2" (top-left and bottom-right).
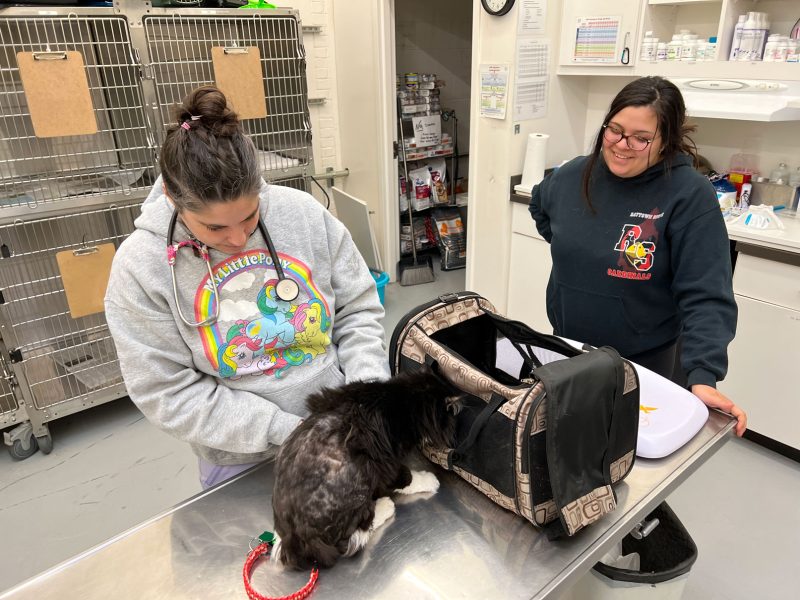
[
  {"x1": 602, "y1": 346, "x2": 627, "y2": 484},
  {"x1": 486, "y1": 312, "x2": 581, "y2": 358},
  {"x1": 447, "y1": 393, "x2": 506, "y2": 469}
]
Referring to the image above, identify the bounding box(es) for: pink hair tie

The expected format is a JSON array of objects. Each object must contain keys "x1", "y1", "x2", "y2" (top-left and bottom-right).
[{"x1": 181, "y1": 121, "x2": 191, "y2": 131}]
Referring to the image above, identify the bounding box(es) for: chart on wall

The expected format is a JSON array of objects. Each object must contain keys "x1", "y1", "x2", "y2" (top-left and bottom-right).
[
  {"x1": 514, "y1": 39, "x2": 549, "y2": 121},
  {"x1": 572, "y1": 16, "x2": 621, "y2": 63}
]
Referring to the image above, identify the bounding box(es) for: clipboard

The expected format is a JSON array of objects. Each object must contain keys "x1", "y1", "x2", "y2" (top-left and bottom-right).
[
  {"x1": 211, "y1": 46, "x2": 268, "y2": 119},
  {"x1": 55, "y1": 243, "x2": 116, "y2": 319},
  {"x1": 17, "y1": 50, "x2": 98, "y2": 138}
]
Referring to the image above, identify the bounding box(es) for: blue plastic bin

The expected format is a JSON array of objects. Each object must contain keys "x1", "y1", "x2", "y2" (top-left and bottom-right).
[{"x1": 371, "y1": 270, "x2": 389, "y2": 306}]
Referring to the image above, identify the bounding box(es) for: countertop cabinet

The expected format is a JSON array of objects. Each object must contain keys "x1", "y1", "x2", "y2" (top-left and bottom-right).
[
  {"x1": 718, "y1": 246, "x2": 800, "y2": 450},
  {"x1": 507, "y1": 202, "x2": 552, "y2": 332}
]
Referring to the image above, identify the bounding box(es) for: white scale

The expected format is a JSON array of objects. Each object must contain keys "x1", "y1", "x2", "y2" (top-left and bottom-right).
[{"x1": 671, "y1": 77, "x2": 800, "y2": 121}]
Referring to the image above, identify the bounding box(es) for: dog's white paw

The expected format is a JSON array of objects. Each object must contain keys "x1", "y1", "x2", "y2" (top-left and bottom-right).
[
  {"x1": 371, "y1": 496, "x2": 396, "y2": 530},
  {"x1": 395, "y1": 470, "x2": 440, "y2": 495}
]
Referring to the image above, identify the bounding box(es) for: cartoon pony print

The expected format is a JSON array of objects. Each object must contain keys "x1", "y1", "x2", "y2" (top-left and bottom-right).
[
  {"x1": 289, "y1": 298, "x2": 331, "y2": 359},
  {"x1": 242, "y1": 280, "x2": 297, "y2": 350},
  {"x1": 217, "y1": 334, "x2": 263, "y2": 379}
]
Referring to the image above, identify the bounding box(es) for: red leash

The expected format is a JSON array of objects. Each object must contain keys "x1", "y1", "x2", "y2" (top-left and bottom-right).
[{"x1": 243, "y1": 537, "x2": 319, "y2": 600}]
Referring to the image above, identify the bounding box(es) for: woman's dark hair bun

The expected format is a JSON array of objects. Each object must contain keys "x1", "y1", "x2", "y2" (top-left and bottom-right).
[{"x1": 176, "y1": 85, "x2": 241, "y2": 137}]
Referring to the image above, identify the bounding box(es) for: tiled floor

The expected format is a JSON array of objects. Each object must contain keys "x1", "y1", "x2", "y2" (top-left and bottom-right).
[{"x1": 1, "y1": 264, "x2": 799, "y2": 599}]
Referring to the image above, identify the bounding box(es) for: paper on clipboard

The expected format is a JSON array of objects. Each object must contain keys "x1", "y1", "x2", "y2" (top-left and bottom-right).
[{"x1": 56, "y1": 243, "x2": 116, "y2": 319}]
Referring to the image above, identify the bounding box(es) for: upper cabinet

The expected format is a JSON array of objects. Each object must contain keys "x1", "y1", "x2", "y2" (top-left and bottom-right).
[{"x1": 558, "y1": 0, "x2": 800, "y2": 81}]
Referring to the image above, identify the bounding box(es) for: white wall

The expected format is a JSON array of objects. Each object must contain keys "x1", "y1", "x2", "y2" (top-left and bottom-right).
[
  {"x1": 466, "y1": 1, "x2": 590, "y2": 311},
  {"x1": 278, "y1": 1, "x2": 344, "y2": 207}
]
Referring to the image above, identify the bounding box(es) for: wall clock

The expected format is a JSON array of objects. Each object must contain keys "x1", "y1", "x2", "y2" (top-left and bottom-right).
[{"x1": 481, "y1": 0, "x2": 515, "y2": 17}]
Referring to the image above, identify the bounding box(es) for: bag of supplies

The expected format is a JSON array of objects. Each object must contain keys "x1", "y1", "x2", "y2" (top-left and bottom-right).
[{"x1": 389, "y1": 292, "x2": 640, "y2": 537}]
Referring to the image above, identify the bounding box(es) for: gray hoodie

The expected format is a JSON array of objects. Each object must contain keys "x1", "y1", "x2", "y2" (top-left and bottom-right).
[{"x1": 104, "y1": 178, "x2": 389, "y2": 466}]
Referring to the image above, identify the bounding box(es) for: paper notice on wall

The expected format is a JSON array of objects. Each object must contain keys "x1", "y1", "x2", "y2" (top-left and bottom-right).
[
  {"x1": 513, "y1": 39, "x2": 549, "y2": 122},
  {"x1": 411, "y1": 115, "x2": 442, "y2": 147},
  {"x1": 517, "y1": 0, "x2": 546, "y2": 37},
  {"x1": 573, "y1": 16, "x2": 621, "y2": 63},
  {"x1": 479, "y1": 64, "x2": 509, "y2": 120}
]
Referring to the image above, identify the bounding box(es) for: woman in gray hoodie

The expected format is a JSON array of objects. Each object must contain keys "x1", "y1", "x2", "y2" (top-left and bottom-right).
[{"x1": 105, "y1": 86, "x2": 389, "y2": 488}]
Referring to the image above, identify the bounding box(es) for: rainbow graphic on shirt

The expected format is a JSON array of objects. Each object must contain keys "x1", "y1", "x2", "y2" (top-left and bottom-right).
[{"x1": 193, "y1": 248, "x2": 331, "y2": 379}]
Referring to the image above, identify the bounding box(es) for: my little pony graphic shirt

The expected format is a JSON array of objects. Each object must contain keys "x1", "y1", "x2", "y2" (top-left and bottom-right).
[
  {"x1": 197, "y1": 249, "x2": 332, "y2": 380},
  {"x1": 104, "y1": 179, "x2": 389, "y2": 467}
]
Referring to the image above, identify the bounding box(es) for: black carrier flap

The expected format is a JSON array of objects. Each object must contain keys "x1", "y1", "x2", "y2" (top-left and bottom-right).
[{"x1": 536, "y1": 346, "x2": 639, "y2": 536}]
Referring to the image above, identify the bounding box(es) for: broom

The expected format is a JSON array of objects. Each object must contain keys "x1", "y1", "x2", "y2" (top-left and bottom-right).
[{"x1": 397, "y1": 105, "x2": 435, "y2": 286}]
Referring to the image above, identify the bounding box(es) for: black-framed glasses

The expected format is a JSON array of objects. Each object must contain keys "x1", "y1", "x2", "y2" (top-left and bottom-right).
[{"x1": 602, "y1": 124, "x2": 654, "y2": 151}]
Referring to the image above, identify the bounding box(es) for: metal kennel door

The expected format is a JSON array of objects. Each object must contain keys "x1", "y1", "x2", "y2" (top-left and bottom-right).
[
  {"x1": 141, "y1": 10, "x2": 313, "y2": 183},
  {"x1": 0, "y1": 202, "x2": 142, "y2": 436},
  {"x1": 0, "y1": 13, "x2": 155, "y2": 219}
]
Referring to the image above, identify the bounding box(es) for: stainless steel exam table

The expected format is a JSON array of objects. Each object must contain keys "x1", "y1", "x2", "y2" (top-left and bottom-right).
[{"x1": 1, "y1": 410, "x2": 734, "y2": 600}]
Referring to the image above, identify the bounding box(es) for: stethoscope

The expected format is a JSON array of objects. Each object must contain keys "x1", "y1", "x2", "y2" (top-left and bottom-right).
[{"x1": 166, "y1": 209, "x2": 300, "y2": 328}]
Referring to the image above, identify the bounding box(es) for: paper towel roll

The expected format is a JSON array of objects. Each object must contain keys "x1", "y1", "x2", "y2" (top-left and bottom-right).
[{"x1": 515, "y1": 133, "x2": 549, "y2": 195}]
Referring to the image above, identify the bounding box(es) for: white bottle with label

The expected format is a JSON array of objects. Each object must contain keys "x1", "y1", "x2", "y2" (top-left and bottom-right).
[
  {"x1": 758, "y1": 13, "x2": 770, "y2": 61},
  {"x1": 763, "y1": 34, "x2": 781, "y2": 61},
  {"x1": 640, "y1": 31, "x2": 657, "y2": 62},
  {"x1": 681, "y1": 34, "x2": 698, "y2": 62},
  {"x1": 776, "y1": 37, "x2": 790, "y2": 62},
  {"x1": 737, "y1": 12, "x2": 755, "y2": 61},
  {"x1": 656, "y1": 42, "x2": 667, "y2": 62},
  {"x1": 787, "y1": 40, "x2": 799, "y2": 63},
  {"x1": 704, "y1": 37, "x2": 717, "y2": 61},
  {"x1": 729, "y1": 15, "x2": 746, "y2": 61},
  {"x1": 666, "y1": 35, "x2": 682, "y2": 61}
]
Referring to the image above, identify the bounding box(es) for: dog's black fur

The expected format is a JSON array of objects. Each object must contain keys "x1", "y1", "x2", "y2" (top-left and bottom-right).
[{"x1": 271, "y1": 368, "x2": 458, "y2": 570}]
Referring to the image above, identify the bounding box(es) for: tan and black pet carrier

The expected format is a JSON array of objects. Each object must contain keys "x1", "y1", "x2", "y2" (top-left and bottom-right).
[{"x1": 389, "y1": 292, "x2": 640, "y2": 537}]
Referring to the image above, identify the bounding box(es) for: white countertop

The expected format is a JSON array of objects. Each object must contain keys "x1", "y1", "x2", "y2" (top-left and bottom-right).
[{"x1": 726, "y1": 210, "x2": 800, "y2": 255}]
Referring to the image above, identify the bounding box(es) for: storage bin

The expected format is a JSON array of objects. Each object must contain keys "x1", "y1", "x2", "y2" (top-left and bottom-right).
[
  {"x1": 371, "y1": 270, "x2": 389, "y2": 305},
  {"x1": 560, "y1": 502, "x2": 697, "y2": 600}
]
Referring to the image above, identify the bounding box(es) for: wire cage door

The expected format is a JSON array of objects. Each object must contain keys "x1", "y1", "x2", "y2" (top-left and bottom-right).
[
  {"x1": 142, "y1": 11, "x2": 313, "y2": 183},
  {"x1": 0, "y1": 201, "x2": 142, "y2": 422},
  {"x1": 0, "y1": 14, "x2": 155, "y2": 218}
]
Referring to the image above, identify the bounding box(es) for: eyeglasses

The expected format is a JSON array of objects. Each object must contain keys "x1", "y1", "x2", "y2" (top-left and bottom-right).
[{"x1": 602, "y1": 124, "x2": 654, "y2": 152}]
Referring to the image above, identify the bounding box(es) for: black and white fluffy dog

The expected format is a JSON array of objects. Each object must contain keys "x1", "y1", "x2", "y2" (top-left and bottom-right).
[{"x1": 271, "y1": 368, "x2": 460, "y2": 570}]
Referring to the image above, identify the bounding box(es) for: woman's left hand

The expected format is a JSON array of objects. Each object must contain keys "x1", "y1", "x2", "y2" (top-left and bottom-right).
[{"x1": 691, "y1": 384, "x2": 747, "y2": 437}]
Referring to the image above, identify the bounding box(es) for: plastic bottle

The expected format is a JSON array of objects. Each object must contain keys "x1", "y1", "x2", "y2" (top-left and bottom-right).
[
  {"x1": 681, "y1": 34, "x2": 698, "y2": 62},
  {"x1": 776, "y1": 36, "x2": 790, "y2": 62},
  {"x1": 640, "y1": 31, "x2": 656, "y2": 62},
  {"x1": 666, "y1": 35, "x2": 682, "y2": 61},
  {"x1": 770, "y1": 162, "x2": 790, "y2": 185},
  {"x1": 695, "y1": 40, "x2": 707, "y2": 62},
  {"x1": 729, "y1": 15, "x2": 746, "y2": 61},
  {"x1": 656, "y1": 42, "x2": 667, "y2": 62},
  {"x1": 739, "y1": 183, "x2": 752, "y2": 211},
  {"x1": 704, "y1": 37, "x2": 717, "y2": 61},
  {"x1": 789, "y1": 167, "x2": 800, "y2": 189},
  {"x1": 738, "y1": 12, "x2": 759, "y2": 61},
  {"x1": 763, "y1": 34, "x2": 781, "y2": 62},
  {"x1": 758, "y1": 13, "x2": 770, "y2": 61},
  {"x1": 787, "y1": 40, "x2": 799, "y2": 63}
]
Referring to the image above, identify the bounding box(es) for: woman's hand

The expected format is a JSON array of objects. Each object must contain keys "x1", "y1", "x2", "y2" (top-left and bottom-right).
[{"x1": 691, "y1": 384, "x2": 747, "y2": 437}]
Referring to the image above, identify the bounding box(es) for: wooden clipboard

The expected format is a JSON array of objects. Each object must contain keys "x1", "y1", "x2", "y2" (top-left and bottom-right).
[
  {"x1": 56, "y1": 243, "x2": 116, "y2": 319},
  {"x1": 211, "y1": 46, "x2": 268, "y2": 120},
  {"x1": 17, "y1": 50, "x2": 97, "y2": 138}
]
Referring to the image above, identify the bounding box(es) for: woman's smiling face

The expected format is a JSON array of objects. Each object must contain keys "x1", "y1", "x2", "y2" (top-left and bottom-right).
[{"x1": 602, "y1": 105, "x2": 663, "y2": 178}]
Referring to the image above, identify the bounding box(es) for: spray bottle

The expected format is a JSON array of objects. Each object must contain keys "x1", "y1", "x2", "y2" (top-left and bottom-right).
[{"x1": 739, "y1": 182, "x2": 752, "y2": 211}]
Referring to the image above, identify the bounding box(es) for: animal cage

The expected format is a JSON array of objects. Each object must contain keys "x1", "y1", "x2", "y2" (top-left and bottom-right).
[
  {"x1": 142, "y1": 10, "x2": 313, "y2": 181},
  {"x1": 0, "y1": 13, "x2": 155, "y2": 218},
  {"x1": 0, "y1": 2, "x2": 316, "y2": 459},
  {"x1": 0, "y1": 201, "x2": 142, "y2": 457}
]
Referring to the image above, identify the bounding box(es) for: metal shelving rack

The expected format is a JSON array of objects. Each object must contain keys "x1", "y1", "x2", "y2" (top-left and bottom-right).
[{"x1": 0, "y1": 0, "x2": 314, "y2": 459}]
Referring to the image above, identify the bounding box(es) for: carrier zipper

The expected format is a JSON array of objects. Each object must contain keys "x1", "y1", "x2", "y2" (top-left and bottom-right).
[
  {"x1": 388, "y1": 291, "x2": 481, "y2": 375},
  {"x1": 520, "y1": 385, "x2": 545, "y2": 476}
]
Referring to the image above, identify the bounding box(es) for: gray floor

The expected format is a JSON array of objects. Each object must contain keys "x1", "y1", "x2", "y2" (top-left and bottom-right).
[{"x1": 1, "y1": 264, "x2": 799, "y2": 598}]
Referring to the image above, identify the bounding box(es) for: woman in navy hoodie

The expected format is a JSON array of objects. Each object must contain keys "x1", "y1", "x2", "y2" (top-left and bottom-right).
[{"x1": 529, "y1": 76, "x2": 746, "y2": 436}]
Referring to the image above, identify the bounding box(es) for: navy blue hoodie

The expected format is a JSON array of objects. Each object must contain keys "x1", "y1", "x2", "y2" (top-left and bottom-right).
[{"x1": 529, "y1": 154, "x2": 736, "y2": 388}]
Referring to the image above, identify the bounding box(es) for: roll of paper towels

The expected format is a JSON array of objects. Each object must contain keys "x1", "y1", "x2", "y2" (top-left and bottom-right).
[{"x1": 515, "y1": 133, "x2": 549, "y2": 196}]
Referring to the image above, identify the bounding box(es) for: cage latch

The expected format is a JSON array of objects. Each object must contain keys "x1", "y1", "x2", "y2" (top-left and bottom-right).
[{"x1": 8, "y1": 348, "x2": 23, "y2": 364}]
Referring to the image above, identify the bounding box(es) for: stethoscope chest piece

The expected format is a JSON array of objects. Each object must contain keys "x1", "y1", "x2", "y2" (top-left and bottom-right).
[{"x1": 275, "y1": 277, "x2": 300, "y2": 303}]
